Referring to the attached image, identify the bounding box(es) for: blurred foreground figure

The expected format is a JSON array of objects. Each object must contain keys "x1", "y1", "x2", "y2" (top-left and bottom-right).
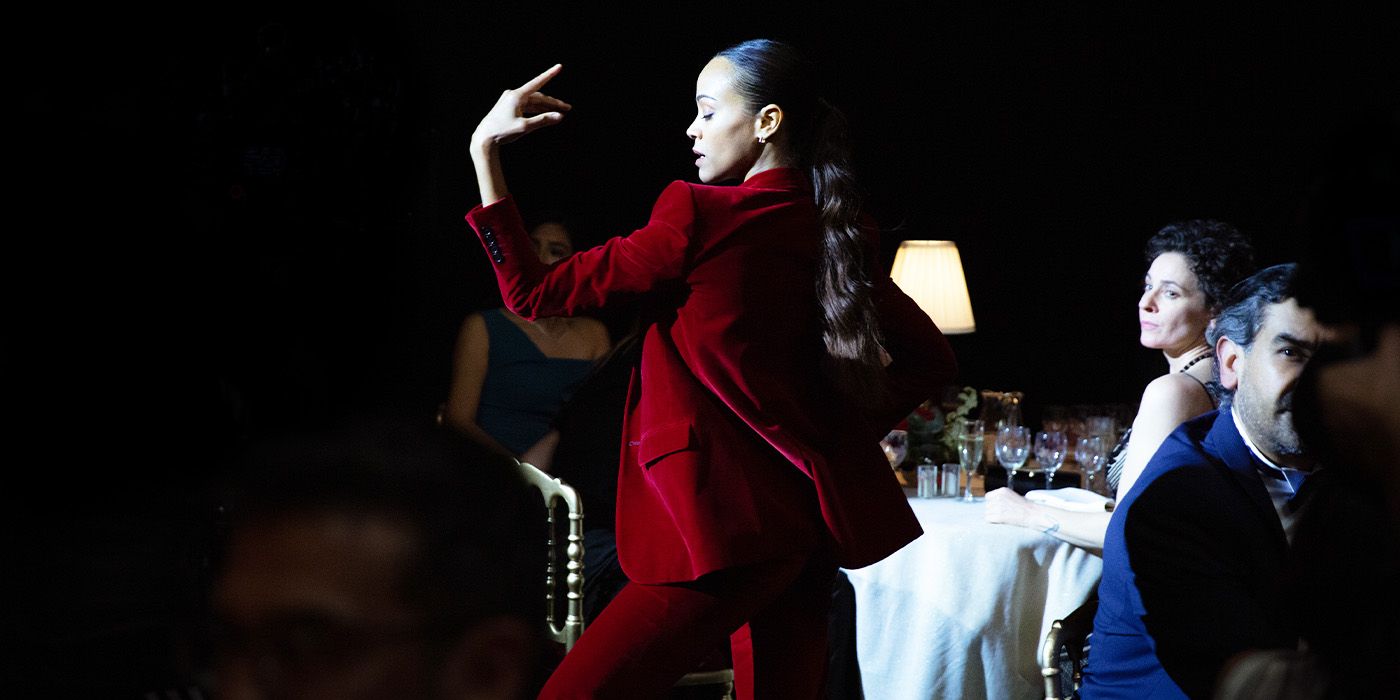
[
  {"x1": 1217, "y1": 106, "x2": 1400, "y2": 700},
  {"x1": 1290, "y1": 105, "x2": 1400, "y2": 535},
  {"x1": 211, "y1": 416, "x2": 545, "y2": 700}
]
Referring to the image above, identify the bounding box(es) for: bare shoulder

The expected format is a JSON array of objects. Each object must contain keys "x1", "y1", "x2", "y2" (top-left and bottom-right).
[
  {"x1": 460, "y1": 311, "x2": 488, "y2": 338},
  {"x1": 574, "y1": 317, "x2": 613, "y2": 358},
  {"x1": 451, "y1": 313, "x2": 492, "y2": 360},
  {"x1": 1139, "y1": 373, "x2": 1216, "y2": 425}
]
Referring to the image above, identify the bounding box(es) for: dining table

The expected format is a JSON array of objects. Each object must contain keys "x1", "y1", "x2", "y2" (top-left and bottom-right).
[{"x1": 842, "y1": 475, "x2": 1104, "y2": 700}]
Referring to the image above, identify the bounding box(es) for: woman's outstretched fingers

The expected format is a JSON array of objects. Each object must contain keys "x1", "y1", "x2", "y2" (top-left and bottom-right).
[
  {"x1": 472, "y1": 64, "x2": 569, "y2": 148},
  {"x1": 525, "y1": 92, "x2": 571, "y2": 114},
  {"x1": 520, "y1": 111, "x2": 564, "y2": 132},
  {"x1": 516, "y1": 90, "x2": 569, "y2": 136},
  {"x1": 518, "y1": 63, "x2": 563, "y2": 95}
]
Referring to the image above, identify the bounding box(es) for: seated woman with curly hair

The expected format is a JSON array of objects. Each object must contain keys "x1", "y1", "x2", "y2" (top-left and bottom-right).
[{"x1": 985, "y1": 220, "x2": 1255, "y2": 550}]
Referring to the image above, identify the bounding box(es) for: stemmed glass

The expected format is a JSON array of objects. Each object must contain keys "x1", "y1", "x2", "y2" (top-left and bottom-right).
[
  {"x1": 881, "y1": 429, "x2": 908, "y2": 471},
  {"x1": 1035, "y1": 430, "x2": 1069, "y2": 490},
  {"x1": 957, "y1": 420, "x2": 985, "y2": 503},
  {"x1": 995, "y1": 425, "x2": 1031, "y2": 494},
  {"x1": 1075, "y1": 435, "x2": 1107, "y2": 495}
]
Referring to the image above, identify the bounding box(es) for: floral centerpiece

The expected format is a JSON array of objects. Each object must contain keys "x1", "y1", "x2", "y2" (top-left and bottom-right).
[{"x1": 905, "y1": 386, "x2": 978, "y2": 467}]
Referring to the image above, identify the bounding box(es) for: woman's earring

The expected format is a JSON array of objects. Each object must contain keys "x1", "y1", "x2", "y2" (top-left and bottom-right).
[{"x1": 757, "y1": 136, "x2": 766, "y2": 144}]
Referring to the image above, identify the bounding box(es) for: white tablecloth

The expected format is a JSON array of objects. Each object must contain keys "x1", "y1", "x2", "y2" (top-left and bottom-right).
[{"x1": 843, "y1": 490, "x2": 1103, "y2": 700}]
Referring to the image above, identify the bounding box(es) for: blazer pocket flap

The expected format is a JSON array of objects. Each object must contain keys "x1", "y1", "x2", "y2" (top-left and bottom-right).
[{"x1": 638, "y1": 421, "x2": 697, "y2": 467}]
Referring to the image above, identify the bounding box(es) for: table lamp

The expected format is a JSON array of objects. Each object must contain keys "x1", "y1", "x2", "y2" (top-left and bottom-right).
[{"x1": 889, "y1": 240, "x2": 976, "y2": 334}]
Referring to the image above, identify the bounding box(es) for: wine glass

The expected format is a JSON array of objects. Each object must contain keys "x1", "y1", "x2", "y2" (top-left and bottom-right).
[
  {"x1": 995, "y1": 425, "x2": 1031, "y2": 494},
  {"x1": 1085, "y1": 415, "x2": 1116, "y2": 443},
  {"x1": 1035, "y1": 430, "x2": 1068, "y2": 490},
  {"x1": 957, "y1": 420, "x2": 985, "y2": 503},
  {"x1": 1075, "y1": 435, "x2": 1107, "y2": 495},
  {"x1": 881, "y1": 429, "x2": 908, "y2": 471},
  {"x1": 1000, "y1": 399, "x2": 1022, "y2": 430}
]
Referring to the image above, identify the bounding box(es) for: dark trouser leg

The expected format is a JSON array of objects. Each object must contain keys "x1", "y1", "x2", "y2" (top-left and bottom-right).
[
  {"x1": 730, "y1": 554, "x2": 836, "y2": 699},
  {"x1": 580, "y1": 529, "x2": 628, "y2": 625},
  {"x1": 825, "y1": 570, "x2": 863, "y2": 699}
]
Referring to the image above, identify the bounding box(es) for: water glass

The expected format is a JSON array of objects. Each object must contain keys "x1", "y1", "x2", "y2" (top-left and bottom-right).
[
  {"x1": 995, "y1": 425, "x2": 1031, "y2": 494},
  {"x1": 917, "y1": 463, "x2": 940, "y2": 498},
  {"x1": 941, "y1": 464, "x2": 960, "y2": 496},
  {"x1": 1035, "y1": 430, "x2": 1068, "y2": 490},
  {"x1": 1075, "y1": 435, "x2": 1107, "y2": 495}
]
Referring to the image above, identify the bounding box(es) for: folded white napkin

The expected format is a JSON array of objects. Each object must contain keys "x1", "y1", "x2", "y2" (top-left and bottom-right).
[{"x1": 1026, "y1": 488, "x2": 1113, "y2": 512}]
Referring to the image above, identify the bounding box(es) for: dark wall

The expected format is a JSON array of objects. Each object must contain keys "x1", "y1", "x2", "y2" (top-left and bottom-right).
[
  {"x1": 16, "y1": 4, "x2": 1397, "y2": 443},
  {"x1": 5, "y1": 3, "x2": 1397, "y2": 694},
  {"x1": 355, "y1": 3, "x2": 1400, "y2": 420}
]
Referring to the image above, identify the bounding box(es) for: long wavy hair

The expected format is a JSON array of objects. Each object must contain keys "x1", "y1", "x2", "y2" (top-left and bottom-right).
[{"x1": 715, "y1": 39, "x2": 885, "y2": 402}]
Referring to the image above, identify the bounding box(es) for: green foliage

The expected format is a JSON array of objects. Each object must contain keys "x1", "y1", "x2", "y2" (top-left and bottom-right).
[
  {"x1": 907, "y1": 387, "x2": 978, "y2": 466},
  {"x1": 938, "y1": 386, "x2": 980, "y2": 462}
]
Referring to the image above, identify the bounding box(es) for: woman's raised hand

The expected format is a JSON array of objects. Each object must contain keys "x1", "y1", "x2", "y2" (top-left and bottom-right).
[{"x1": 471, "y1": 64, "x2": 571, "y2": 151}]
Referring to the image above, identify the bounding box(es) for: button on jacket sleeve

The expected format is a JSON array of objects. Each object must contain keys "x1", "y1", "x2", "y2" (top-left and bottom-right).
[{"x1": 466, "y1": 182, "x2": 696, "y2": 320}]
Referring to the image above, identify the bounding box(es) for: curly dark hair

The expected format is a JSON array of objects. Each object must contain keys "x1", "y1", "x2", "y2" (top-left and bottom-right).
[{"x1": 1144, "y1": 220, "x2": 1257, "y2": 313}]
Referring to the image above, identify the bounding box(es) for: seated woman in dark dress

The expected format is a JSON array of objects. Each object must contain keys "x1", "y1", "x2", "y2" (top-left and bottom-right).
[
  {"x1": 441, "y1": 218, "x2": 611, "y2": 458},
  {"x1": 520, "y1": 326, "x2": 641, "y2": 624}
]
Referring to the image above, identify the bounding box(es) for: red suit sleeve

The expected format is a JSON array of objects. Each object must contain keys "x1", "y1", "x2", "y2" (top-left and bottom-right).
[{"x1": 464, "y1": 182, "x2": 696, "y2": 319}]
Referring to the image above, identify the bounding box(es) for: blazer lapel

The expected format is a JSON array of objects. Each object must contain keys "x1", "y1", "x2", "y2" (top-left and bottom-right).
[{"x1": 1205, "y1": 410, "x2": 1289, "y2": 549}]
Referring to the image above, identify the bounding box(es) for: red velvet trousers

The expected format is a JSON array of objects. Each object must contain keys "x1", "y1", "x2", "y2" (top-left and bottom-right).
[{"x1": 538, "y1": 552, "x2": 835, "y2": 699}]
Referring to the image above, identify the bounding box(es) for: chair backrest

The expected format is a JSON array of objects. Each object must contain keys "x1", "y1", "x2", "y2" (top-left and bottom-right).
[
  {"x1": 1041, "y1": 594, "x2": 1098, "y2": 700},
  {"x1": 516, "y1": 459, "x2": 737, "y2": 698},
  {"x1": 514, "y1": 460, "x2": 586, "y2": 651}
]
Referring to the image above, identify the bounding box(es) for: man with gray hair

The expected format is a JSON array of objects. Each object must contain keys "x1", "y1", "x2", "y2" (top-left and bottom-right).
[{"x1": 1082, "y1": 263, "x2": 1335, "y2": 699}]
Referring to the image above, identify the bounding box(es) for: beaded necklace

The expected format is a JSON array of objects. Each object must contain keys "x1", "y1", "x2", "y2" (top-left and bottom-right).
[{"x1": 1178, "y1": 350, "x2": 1213, "y2": 374}]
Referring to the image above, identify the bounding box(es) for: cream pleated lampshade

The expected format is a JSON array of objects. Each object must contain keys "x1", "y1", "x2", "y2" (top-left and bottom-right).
[{"x1": 889, "y1": 240, "x2": 976, "y2": 334}]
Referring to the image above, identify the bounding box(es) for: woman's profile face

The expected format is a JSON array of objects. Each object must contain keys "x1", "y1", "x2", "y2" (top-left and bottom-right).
[
  {"x1": 686, "y1": 58, "x2": 762, "y2": 184},
  {"x1": 1138, "y1": 252, "x2": 1212, "y2": 354},
  {"x1": 529, "y1": 222, "x2": 573, "y2": 264}
]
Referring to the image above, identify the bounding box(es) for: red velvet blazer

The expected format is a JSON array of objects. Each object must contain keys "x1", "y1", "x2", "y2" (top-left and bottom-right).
[{"x1": 466, "y1": 168, "x2": 956, "y2": 583}]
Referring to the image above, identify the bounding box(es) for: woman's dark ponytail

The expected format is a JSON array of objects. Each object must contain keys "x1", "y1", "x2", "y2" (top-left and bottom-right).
[
  {"x1": 717, "y1": 40, "x2": 886, "y2": 403},
  {"x1": 808, "y1": 98, "x2": 887, "y2": 401}
]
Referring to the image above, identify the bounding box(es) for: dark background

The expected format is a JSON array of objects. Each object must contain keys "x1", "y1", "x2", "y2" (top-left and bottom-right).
[{"x1": 6, "y1": 3, "x2": 1397, "y2": 694}]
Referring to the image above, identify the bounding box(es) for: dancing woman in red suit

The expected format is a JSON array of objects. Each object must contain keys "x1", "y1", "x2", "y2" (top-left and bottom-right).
[{"x1": 466, "y1": 39, "x2": 956, "y2": 698}]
